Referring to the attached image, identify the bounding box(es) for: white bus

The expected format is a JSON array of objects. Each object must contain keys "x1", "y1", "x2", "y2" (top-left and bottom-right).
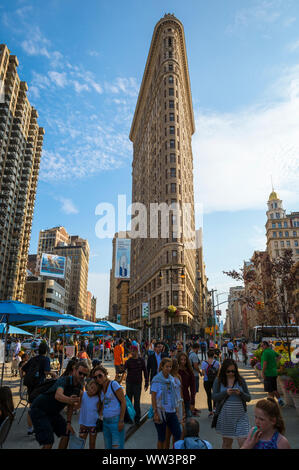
[{"x1": 250, "y1": 325, "x2": 299, "y2": 344}]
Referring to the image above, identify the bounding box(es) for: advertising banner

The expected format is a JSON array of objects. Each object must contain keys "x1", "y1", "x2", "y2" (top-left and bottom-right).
[
  {"x1": 115, "y1": 238, "x2": 131, "y2": 279},
  {"x1": 40, "y1": 253, "x2": 66, "y2": 279},
  {"x1": 142, "y1": 302, "x2": 149, "y2": 319}
]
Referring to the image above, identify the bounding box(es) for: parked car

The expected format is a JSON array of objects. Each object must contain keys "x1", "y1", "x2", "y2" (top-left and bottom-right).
[{"x1": 21, "y1": 337, "x2": 43, "y2": 350}]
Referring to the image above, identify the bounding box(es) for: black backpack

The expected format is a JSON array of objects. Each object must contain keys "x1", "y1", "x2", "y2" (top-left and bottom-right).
[
  {"x1": 205, "y1": 360, "x2": 218, "y2": 383},
  {"x1": 23, "y1": 356, "x2": 43, "y2": 389},
  {"x1": 28, "y1": 378, "x2": 57, "y2": 402}
]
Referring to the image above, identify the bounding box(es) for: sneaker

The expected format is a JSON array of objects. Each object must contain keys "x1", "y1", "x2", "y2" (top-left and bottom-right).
[
  {"x1": 278, "y1": 398, "x2": 285, "y2": 407},
  {"x1": 27, "y1": 428, "x2": 34, "y2": 435},
  {"x1": 208, "y1": 412, "x2": 213, "y2": 417}
]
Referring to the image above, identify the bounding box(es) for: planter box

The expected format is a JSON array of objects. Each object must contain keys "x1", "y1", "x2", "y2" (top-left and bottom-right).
[{"x1": 280, "y1": 376, "x2": 295, "y2": 407}]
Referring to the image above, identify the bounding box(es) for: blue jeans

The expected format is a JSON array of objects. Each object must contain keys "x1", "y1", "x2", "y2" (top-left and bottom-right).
[
  {"x1": 103, "y1": 416, "x2": 125, "y2": 449},
  {"x1": 154, "y1": 412, "x2": 181, "y2": 443}
]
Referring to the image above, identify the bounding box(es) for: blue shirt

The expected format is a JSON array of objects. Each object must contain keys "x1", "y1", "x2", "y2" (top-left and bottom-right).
[
  {"x1": 155, "y1": 352, "x2": 162, "y2": 370},
  {"x1": 227, "y1": 342, "x2": 234, "y2": 350}
]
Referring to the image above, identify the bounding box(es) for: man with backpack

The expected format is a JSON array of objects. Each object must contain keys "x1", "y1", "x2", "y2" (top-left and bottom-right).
[
  {"x1": 21, "y1": 342, "x2": 58, "y2": 435},
  {"x1": 29, "y1": 361, "x2": 89, "y2": 449},
  {"x1": 174, "y1": 418, "x2": 212, "y2": 449},
  {"x1": 201, "y1": 350, "x2": 220, "y2": 417}
]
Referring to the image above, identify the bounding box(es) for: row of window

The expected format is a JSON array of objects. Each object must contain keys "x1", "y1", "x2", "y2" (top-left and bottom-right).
[
  {"x1": 272, "y1": 231, "x2": 297, "y2": 238},
  {"x1": 271, "y1": 222, "x2": 288, "y2": 228},
  {"x1": 274, "y1": 241, "x2": 299, "y2": 248}
]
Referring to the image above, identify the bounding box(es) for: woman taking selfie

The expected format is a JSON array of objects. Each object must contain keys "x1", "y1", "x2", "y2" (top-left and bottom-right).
[
  {"x1": 212, "y1": 359, "x2": 251, "y2": 449},
  {"x1": 151, "y1": 358, "x2": 182, "y2": 449}
]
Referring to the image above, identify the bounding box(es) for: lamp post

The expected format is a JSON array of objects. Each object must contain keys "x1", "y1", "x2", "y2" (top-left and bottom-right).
[{"x1": 159, "y1": 266, "x2": 185, "y2": 342}]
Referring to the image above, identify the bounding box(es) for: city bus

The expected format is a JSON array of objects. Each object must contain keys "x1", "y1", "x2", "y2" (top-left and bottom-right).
[
  {"x1": 250, "y1": 325, "x2": 299, "y2": 343},
  {"x1": 249, "y1": 325, "x2": 299, "y2": 353}
]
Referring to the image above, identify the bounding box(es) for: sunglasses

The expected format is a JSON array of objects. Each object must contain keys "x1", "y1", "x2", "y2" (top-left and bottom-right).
[
  {"x1": 226, "y1": 369, "x2": 236, "y2": 374},
  {"x1": 94, "y1": 374, "x2": 104, "y2": 379},
  {"x1": 78, "y1": 371, "x2": 88, "y2": 377}
]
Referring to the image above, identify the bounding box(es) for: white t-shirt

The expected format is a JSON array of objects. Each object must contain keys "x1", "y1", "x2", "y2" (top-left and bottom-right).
[
  {"x1": 150, "y1": 378, "x2": 176, "y2": 413},
  {"x1": 100, "y1": 381, "x2": 123, "y2": 418},
  {"x1": 79, "y1": 391, "x2": 99, "y2": 427}
]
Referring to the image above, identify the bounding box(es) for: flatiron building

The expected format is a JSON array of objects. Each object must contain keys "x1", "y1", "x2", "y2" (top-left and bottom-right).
[{"x1": 128, "y1": 15, "x2": 199, "y2": 340}]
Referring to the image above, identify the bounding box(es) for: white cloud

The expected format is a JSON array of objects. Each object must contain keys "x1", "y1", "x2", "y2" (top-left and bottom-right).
[
  {"x1": 48, "y1": 71, "x2": 68, "y2": 87},
  {"x1": 193, "y1": 64, "x2": 299, "y2": 214},
  {"x1": 248, "y1": 226, "x2": 267, "y2": 250},
  {"x1": 287, "y1": 39, "x2": 299, "y2": 52},
  {"x1": 104, "y1": 77, "x2": 139, "y2": 96},
  {"x1": 226, "y1": 0, "x2": 294, "y2": 33},
  {"x1": 88, "y1": 50, "x2": 100, "y2": 57},
  {"x1": 73, "y1": 80, "x2": 89, "y2": 93},
  {"x1": 58, "y1": 197, "x2": 79, "y2": 215}
]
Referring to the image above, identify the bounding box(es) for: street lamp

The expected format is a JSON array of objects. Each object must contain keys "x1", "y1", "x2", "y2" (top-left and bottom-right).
[{"x1": 159, "y1": 266, "x2": 185, "y2": 341}]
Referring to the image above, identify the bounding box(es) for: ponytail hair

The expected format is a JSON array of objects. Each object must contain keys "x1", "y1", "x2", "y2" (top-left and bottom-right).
[{"x1": 256, "y1": 398, "x2": 285, "y2": 434}]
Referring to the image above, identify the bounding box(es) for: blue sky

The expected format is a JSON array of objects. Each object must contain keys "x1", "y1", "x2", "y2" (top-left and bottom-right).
[{"x1": 1, "y1": 0, "x2": 299, "y2": 319}]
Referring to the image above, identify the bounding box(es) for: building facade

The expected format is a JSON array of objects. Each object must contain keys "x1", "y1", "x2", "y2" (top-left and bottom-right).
[
  {"x1": 25, "y1": 276, "x2": 65, "y2": 315},
  {"x1": 128, "y1": 14, "x2": 199, "y2": 340},
  {"x1": 52, "y1": 235, "x2": 90, "y2": 319},
  {"x1": 0, "y1": 44, "x2": 44, "y2": 301},
  {"x1": 266, "y1": 190, "x2": 299, "y2": 262}
]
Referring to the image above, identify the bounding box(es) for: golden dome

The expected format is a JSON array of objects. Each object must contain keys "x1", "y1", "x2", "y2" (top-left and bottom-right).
[{"x1": 269, "y1": 191, "x2": 279, "y2": 201}]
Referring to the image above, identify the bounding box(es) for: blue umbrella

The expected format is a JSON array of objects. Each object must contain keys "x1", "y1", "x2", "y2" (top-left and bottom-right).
[
  {"x1": 0, "y1": 301, "x2": 68, "y2": 323},
  {"x1": 0, "y1": 300, "x2": 68, "y2": 385},
  {"x1": 0, "y1": 323, "x2": 33, "y2": 336},
  {"x1": 96, "y1": 320, "x2": 137, "y2": 331}
]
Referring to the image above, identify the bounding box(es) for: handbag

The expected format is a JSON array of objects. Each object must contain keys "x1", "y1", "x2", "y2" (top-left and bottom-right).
[
  {"x1": 211, "y1": 379, "x2": 229, "y2": 429},
  {"x1": 110, "y1": 380, "x2": 136, "y2": 424}
]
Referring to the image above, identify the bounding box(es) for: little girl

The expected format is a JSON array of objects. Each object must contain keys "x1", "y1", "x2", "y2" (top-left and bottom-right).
[
  {"x1": 79, "y1": 379, "x2": 100, "y2": 449},
  {"x1": 241, "y1": 398, "x2": 291, "y2": 449}
]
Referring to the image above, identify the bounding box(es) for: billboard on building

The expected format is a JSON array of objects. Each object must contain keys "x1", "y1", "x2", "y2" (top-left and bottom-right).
[
  {"x1": 40, "y1": 253, "x2": 66, "y2": 279},
  {"x1": 115, "y1": 238, "x2": 131, "y2": 279}
]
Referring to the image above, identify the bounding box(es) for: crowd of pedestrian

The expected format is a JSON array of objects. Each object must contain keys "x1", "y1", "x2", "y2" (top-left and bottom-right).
[{"x1": 0, "y1": 333, "x2": 292, "y2": 450}]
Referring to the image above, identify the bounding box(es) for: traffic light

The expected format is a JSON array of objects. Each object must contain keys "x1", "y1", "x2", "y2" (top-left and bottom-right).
[{"x1": 256, "y1": 301, "x2": 265, "y2": 310}]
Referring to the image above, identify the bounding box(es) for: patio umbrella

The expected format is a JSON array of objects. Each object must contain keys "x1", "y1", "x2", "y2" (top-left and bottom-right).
[
  {"x1": 0, "y1": 323, "x2": 33, "y2": 336},
  {"x1": 0, "y1": 301, "x2": 68, "y2": 385},
  {"x1": 95, "y1": 320, "x2": 137, "y2": 331},
  {"x1": 20, "y1": 317, "x2": 103, "y2": 375}
]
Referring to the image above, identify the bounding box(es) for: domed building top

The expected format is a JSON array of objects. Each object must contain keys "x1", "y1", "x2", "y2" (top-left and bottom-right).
[{"x1": 269, "y1": 190, "x2": 279, "y2": 201}]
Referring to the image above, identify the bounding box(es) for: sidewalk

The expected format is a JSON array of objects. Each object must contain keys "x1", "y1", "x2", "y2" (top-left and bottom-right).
[{"x1": 2, "y1": 360, "x2": 299, "y2": 449}]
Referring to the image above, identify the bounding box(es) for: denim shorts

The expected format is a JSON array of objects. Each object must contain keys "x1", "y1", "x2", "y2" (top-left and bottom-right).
[
  {"x1": 103, "y1": 415, "x2": 125, "y2": 449},
  {"x1": 154, "y1": 412, "x2": 181, "y2": 443}
]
